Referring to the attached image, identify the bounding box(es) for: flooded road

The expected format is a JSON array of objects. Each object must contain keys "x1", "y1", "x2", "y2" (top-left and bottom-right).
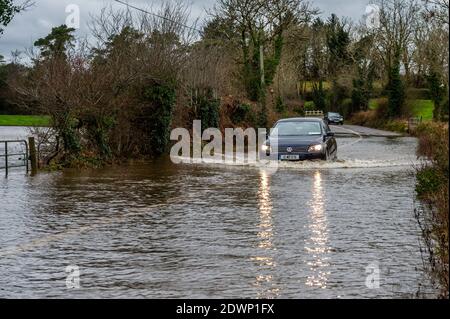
[{"x1": 0, "y1": 126, "x2": 433, "y2": 298}]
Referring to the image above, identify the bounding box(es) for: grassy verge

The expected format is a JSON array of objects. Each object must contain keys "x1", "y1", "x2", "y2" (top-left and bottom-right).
[
  {"x1": 0, "y1": 115, "x2": 51, "y2": 127},
  {"x1": 413, "y1": 122, "x2": 449, "y2": 298}
]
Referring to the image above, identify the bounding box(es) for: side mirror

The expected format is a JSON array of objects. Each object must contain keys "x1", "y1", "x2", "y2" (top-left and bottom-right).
[{"x1": 324, "y1": 131, "x2": 334, "y2": 141}]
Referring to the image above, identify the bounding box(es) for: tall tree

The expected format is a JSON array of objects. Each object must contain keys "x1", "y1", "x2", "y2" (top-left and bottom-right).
[
  {"x1": 372, "y1": 0, "x2": 421, "y2": 86},
  {"x1": 326, "y1": 14, "x2": 351, "y2": 109},
  {"x1": 351, "y1": 35, "x2": 376, "y2": 112},
  {"x1": 0, "y1": 0, "x2": 33, "y2": 34},
  {"x1": 307, "y1": 18, "x2": 327, "y2": 111},
  {"x1": 209, "y1": 0, "x2": 317, "y2": 126},
  {"x1": 387, "y1": 52, "x2": 405, "y2": 118},
  {"x1": 34, "y1": 24, "x2": 76, "y2": 60}
]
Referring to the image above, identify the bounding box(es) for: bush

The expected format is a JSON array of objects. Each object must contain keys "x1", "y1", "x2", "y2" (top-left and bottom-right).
[
  {"x1": 312, "y1": 83, "x2": 326, "y2": 111},
  {"x1": 139, "y1": 82, "x2": 176, "y2": 156},
  {"x1": 194, "y1": 89, "x2": 220, "y2": 130},
  {"x1": 439, "y1": 96, "x2": 449, "y2": 122},
  {"x1": 382, "y1": 120, "x2": 407, "y2": 133},
  {"x1": 303, "y1": 101, "x2": 315, "y2": 111},
  {"x1": 406, "y1": 88, "x2": 430, "y2": 100},
  {"x1": 275, "y1": 95, "x2": 286, "y2": 113},
  {"x1": 339, "y1": 98, "x2": 352, "y2": 118},
  {"x1": 414, "y1": 123, "x2": 449, "y2": 298},
  {"x1": 374, "y1": 98, "x2": 389, "y2": 118},
  {"x1": 349, "y1": 107, "x2": 407, "y2": 133},
  {"x1": 231, "y1": 103, "x2": 252, "y2": 124},
  {"x1": 415, "y1": 122, "x2": 449, "y2": 172},
  {"x1": 416, "y1": 166, "x2": 443, "y2": 199},
  {"x1": 349, "y1": 110, "x2": 376, "y2": 126}
]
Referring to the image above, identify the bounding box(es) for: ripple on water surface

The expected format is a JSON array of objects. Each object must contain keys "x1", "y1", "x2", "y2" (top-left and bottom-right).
[{"x1": 0, "y1": 135, "x2": 436, "y2": 298}]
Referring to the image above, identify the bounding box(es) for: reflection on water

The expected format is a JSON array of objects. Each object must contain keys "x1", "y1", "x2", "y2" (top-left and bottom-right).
[
  {"x1": 0, "y1": 132, "x2": 435, "y2": 298},
  {"x1": 252, "y1": 169, "x2": 279, "y2": 298},
  {"x1": 305, "y1": 171, "x2": 331, "y2": 289}
]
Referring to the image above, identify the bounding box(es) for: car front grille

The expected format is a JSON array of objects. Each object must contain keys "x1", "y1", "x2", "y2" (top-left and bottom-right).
[{"x1": 278, "y1": 146, "x2": 308, "y2": 153}]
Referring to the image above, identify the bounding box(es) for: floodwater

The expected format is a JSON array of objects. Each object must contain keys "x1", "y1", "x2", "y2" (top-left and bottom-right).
[{"x1": 0, "y1": 126, "x2": 434, "y2": 298}]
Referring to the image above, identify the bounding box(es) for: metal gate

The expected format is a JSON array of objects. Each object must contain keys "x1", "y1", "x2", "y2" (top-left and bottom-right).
[{"x1": 0, "y1": 140, "x2": 29, "y2": 175}]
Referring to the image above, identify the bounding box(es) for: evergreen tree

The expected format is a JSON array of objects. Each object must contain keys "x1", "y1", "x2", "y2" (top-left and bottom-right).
[
  {"x1": 34, "y1": 25, "x2": 76, "y2": 59},
  {"x1": 387, "y1": 54, "x2": 405, "y2": 118},
  {"x1": 0, "y1": 0, "x2": 22, "y2": 34},
  {"x1": 326, "y1": 14, "x2": 350, "y2": 109},
  {"x1": 427, "y1": 70, "x2": 445, "y2": 121}
]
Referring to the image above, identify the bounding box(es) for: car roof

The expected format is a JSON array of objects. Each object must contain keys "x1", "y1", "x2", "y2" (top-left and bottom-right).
[{"x1": 275, "y1": 117, "x2": 324, "y2": 123}]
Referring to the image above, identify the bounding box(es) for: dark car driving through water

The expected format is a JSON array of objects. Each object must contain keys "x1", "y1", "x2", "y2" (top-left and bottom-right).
[
  {"x1": 261, "y1": 118, "x2": 337, "y2": 161},
  {"x1": 324, "y1": 112, "x2": 344, "y2": 125}
]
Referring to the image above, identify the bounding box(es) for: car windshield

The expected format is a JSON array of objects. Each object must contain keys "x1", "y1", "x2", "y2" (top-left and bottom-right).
[
  {"x1": 274, "y1": 121, "x2": 322, "y2": 136},
  {"x1": 329, "y1": 112, "x2": 340, "y2": 117}
]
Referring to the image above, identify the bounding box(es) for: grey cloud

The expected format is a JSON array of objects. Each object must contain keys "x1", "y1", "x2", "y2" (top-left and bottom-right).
[{"x1": 0, "y1": 0, "x2": 369, "y2": 61}]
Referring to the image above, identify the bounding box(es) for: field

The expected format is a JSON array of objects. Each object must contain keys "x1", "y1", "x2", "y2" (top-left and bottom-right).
[
  {"x1": 0, "y1": 115, "x2": 51, "y2": 127},
  {"x1": 409, "y1": 99, "x2": 434, "y2": 120},
  {"x1": 368, "y1": 98, "x2": 434, "y2": 120}
]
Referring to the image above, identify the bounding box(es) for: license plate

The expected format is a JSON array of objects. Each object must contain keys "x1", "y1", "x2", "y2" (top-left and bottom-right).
[{"x1": 280, "y1": 154, "x2": 300, "y2": 160}]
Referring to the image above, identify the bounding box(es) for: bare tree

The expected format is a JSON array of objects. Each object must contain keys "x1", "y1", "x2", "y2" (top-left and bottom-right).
[
  {"x1": 12, "y1": 1, "x2": 198, "y2": 161},
  {"x1": 368, "y1": 0, "x2": 421, "y2": 84},
  {"x1": 423, "y1": 0, "x2": 450, "y2": 26},
  {"x1": 209, "y1": 0, "x2": 318, "y2": 101}
]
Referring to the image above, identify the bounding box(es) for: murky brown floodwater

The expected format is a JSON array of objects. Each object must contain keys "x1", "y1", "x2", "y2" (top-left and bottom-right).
[{"x1": 0, "y1": 127, "x2": 434, "y2": 298}]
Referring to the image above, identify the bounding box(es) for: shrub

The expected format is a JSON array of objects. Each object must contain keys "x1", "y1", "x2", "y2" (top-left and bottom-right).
[
  {"x1": 439, "y1": 96, "x2": 449, "y2": 122},
  {"x1": 406, "y1": 88, "x2": 430, "y2": 100},
  {"x1": 416, "y1": 166, "x2": 443, "y2": 199},
  {"x1": 194, "y1": 89, "x2": 220, "y2": 130},
  {"x1": 139, "y1": 82, "x2": 176, "y2": 156},
  {"x1": 382, "y1": 120, "x2": 407, "y2": 133},
  {"x1": 374, "y1": 98, "x2": 389, "y2": 119},
  {"x1": 349, "y1": 107, "x2": 407, "y2": 133},
  {"x1": 303, "y1": 100, "x2": 315, "y2": 111},
  {"x1": 414, "y1": 123, "x2": 449, "y2": 297},
  {"x1": 339, "y1": 98, "x2": 353, "y2": 118},
  {"x1": 231, "y1": 103, "x2": 252, "y2": 124},
  {"x1": 275, "y1": 95, "x2": 286, "y2": 113},
  {"x1": 349, "y1": 110, "x2": 376, "y2": 126},
  {"x1": 312, "y1": 83, "x2": 326, "y2": 111}
]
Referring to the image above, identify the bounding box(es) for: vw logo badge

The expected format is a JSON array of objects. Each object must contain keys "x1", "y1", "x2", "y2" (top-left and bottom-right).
[{"x1": 287, "y1": 147, "x2": 293, "y2": 153}]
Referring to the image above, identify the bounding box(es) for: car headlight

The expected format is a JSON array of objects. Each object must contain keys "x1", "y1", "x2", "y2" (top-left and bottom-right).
[
  {"x1": 261, "y1": 144, "x2": 270, "y2": 152},
  {"x1": 308, "y1": 144, "x2": 323, "y2": 152}
]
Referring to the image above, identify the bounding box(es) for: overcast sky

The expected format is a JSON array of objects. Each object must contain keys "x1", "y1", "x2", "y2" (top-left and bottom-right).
[{"x1": 0, "y1": 0, "x2": 370, "y2": 62}]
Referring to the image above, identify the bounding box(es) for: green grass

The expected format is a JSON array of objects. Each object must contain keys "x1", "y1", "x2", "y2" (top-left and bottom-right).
[
  {"x1": 409, "y1": 99, "x2": 434, "y2": 120},
  {"x1": 368, "y1": 98, "x2": 434, "y2": 120},
  {"x1": 0, "y1": 115, "x2": 51, "y2": 127}
]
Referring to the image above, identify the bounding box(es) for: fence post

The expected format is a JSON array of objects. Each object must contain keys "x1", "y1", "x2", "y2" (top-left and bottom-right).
[
  {"x1": 28, "y1": 137, "x2": 37, "y2": 175},
  {"x1": 4, "y1": 141, "x2": 8, "y2": 176}
]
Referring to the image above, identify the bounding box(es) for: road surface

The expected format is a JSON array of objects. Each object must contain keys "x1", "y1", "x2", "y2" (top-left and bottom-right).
[{"x1": 331, "y1": 124, "x2": 402, "y2": 137}]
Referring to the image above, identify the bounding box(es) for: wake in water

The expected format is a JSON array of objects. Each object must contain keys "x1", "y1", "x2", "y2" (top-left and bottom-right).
[
  {"x1": 174, "y1": 155, "x2": 426, "y2": 170},
  {"x1": 174, "y1": 136, "x2": 425, "y2": 170}
]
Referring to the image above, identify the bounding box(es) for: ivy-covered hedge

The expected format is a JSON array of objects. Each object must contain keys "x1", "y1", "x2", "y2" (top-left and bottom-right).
[{"x1": 139, "y1": 82, "x2": 176, "y2": 156}]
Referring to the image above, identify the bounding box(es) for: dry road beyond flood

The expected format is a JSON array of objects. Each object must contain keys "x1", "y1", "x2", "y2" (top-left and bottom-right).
[{"x1": 0, "y1": 125, "x2": 434, "y2": 298}]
